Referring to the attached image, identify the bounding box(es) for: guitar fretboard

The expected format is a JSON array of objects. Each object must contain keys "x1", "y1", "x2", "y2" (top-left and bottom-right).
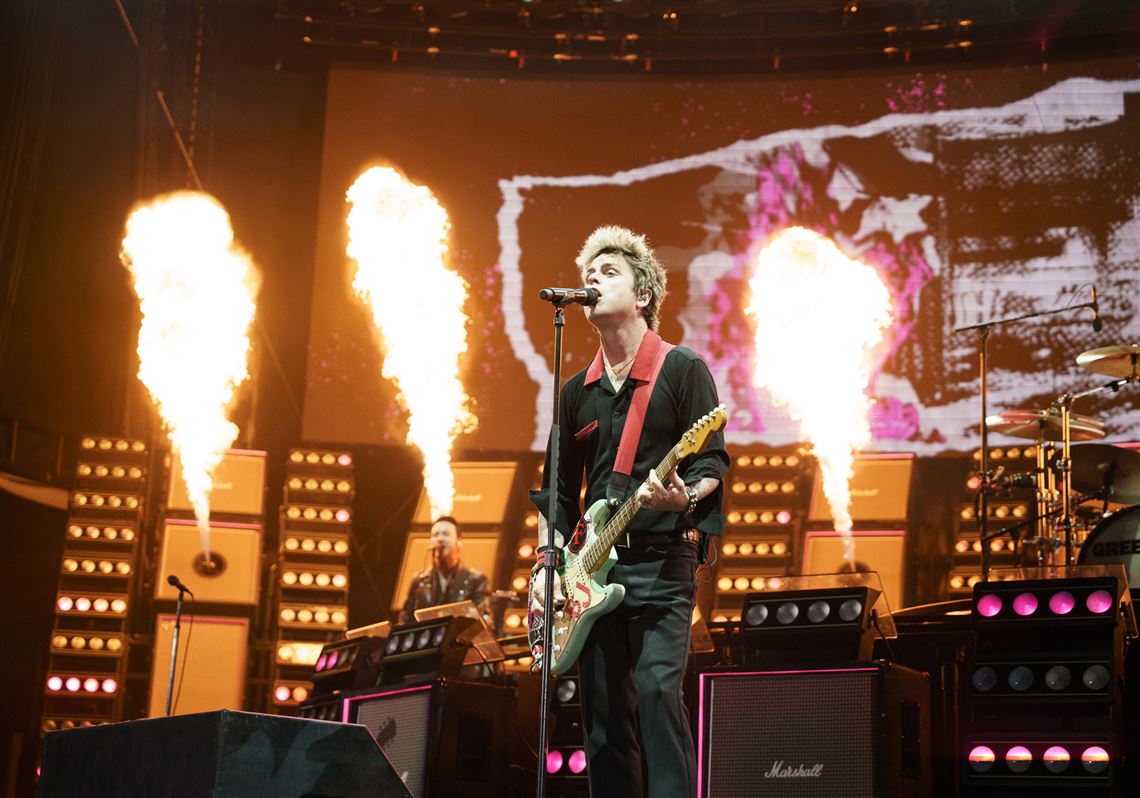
[{"x1": 581, "y1": 442, "x2": 684, "y2": 574}]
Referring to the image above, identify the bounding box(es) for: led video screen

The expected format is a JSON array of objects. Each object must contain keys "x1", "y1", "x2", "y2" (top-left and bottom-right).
[{"x1": 303, "y1": 60, "x2": 1140, "y2": 453}]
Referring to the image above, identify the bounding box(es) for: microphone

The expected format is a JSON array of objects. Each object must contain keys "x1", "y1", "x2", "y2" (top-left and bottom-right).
[
  {"x1": 1090, "y1": 285, "x2": 1102, "y2": 332},
  {"x1": 167, "y1": 574, "x2": 194, "y2": 595},
  {"x1": 538, "y1": 287, "x2": 600, "y2": 306}
]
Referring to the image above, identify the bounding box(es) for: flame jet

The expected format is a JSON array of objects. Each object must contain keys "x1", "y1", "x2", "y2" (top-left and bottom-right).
[
  {"x1": 346, "y1": 166, "x2": 475, "y2": 517},
  {"x1": 747, "y1": 227, "x2": 893, "y2": 564},
  {"x1": 121, "y1": 191, "x2": 260, "y2": 559}
]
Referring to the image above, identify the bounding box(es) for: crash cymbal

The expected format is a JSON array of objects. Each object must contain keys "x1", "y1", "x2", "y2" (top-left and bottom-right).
[
  {"x1": 1070, "y1": 443, "x2": 1140, "y2": 504},
  {"x1": 1076, "y1": 344, "x2": 1140, "y2": 379},
  {"x1": 985, "y1": 408, "x2": 1106, "y2": 441}
]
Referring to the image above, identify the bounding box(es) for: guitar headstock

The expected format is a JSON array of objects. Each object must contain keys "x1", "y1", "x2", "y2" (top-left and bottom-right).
[{"x1": 678, "y1": 404, "x2": 728, "y2": 458}]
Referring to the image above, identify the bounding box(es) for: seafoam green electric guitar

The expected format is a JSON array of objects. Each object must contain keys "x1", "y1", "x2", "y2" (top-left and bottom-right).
[{"x1": 533, "y1": 404, "x2": 727, "y2": 675}]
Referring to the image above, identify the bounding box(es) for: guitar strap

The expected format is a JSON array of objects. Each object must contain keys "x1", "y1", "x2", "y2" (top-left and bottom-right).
[{"x1": 606, "y1": 330, "x2": 674, "y2": 505}]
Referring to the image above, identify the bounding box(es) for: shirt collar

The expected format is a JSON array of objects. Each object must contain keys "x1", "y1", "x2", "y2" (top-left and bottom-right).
[{"x1": 584, "y1": 329, "x2": 662, "y2": 387}]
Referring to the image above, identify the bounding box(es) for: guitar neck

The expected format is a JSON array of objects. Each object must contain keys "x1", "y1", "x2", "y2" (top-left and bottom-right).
[{"x1": 583, "y1": 443, "x2": 683, "y2": 572}]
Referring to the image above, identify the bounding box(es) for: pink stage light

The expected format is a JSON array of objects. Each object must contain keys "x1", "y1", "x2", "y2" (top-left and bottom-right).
[
  {"x1": 57, "y1": 596, "x2": 73, "y2": 612},
  {"x1": 337, "y1": 454, "x2": 352, "y2": 466},
  {"x1": 274, "y1": 686, "x2": 291, "y2": 702},
  {"x1": 47, "y1": 676, "x2": 63, "y2": 692},
  {"x1": 328, "y1": 651, "x2": 340, "y2": 669},
  {"x1": 1081, "y1": 746, "x2": 1109, "y2": 773},
  {"x1": 101, "y1": 678, "x2": 117, "y2": 694},
  {"x1": 1012, "y1": 593, "x2": 1038, "y2": 616},
  {"x1": 1005, "y1": 745, "x2": 1032, "y2": 773},
  {"x1": 75, "y1": 597, "x2": 92, "y2": 612},
  {"x1": 335, "y1": 509, "x2": 351, "y2": 523},
  {"x1": 775, "y1": 510, "x2": 791, "y2": 525},
  {"x1": 65, "y1": 677, "x2": 81, "y2": 692},
  {"x1": 568, "y1": 750, "x2": 587, "y2": 774},
  {"x1": 1048, "y1": 591, "x2": 1075, "y2": 615},
  {"x1": 545, "y1": 751, "x2": 564, "y2": 774},
  {"x1": 968, "y1": 745, "x2": 995, "y2": 772},
  {"x1": 83, "y1": 678, "x2": 99, "y2": 693},
  {"x1": 315, "y1": 654, "x2": 328, "y2": 672},
  {"x1": 1086, "y1": 590, "x2": 1113, "y2": 614},
  {"x1": 1043, "y1": 746, "x2": 1070, "y2": 773},
  {"x1": 976, "y1": 594, "x2": 1002, "y2": 617}
]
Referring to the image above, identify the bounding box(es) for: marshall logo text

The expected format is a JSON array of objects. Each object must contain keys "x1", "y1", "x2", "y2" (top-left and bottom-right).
[{"x1": 764, "y1": 760, "x2": 824, "y2": 779}]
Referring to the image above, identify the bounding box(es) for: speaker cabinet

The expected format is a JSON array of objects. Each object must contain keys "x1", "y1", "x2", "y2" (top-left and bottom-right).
[
  {"x1": 808, "y1": 453, "x2": 914, "y2": 523},
  {"x1": 410, "y1": 462, "x2": 517, "y2": 526},
  {"x1": 167, "y1": 449, "x2": 267, "y2": 517},
  {"x1": 801, "y1": 529, "x2": 907, "y2": 611},
  {"x1": 155, "y1": 519, "x2": 260, "y2": 605},
  {"x1": 390, "y1": 532, "x2": 500, "y2": 612},
  {"x1": 39, "y1": 709, "x2": 411, "y2": 797},
  {"x1": 345, "y1": 679, "x2": 513, "y2": 798},
  {"x1": 698, "y1": 663, "x2": 930, "y2": 798},
  {"x1": 147, "y1": 615, "x2": 249, "y2": 717}
]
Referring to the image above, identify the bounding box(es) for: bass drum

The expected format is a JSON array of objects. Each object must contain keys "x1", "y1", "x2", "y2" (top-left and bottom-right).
[{"x1": 1078, "y1": 504, "x2": 1140, "y2": 590}]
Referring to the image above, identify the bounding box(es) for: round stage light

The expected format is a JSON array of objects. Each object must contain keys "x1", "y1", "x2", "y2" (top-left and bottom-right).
[
  {"x1": 1005, "y1": 745, "x2": 1032, "y2": 773},
  {"x1": 546, "y1": 751, "x2": 564, "y2": 774},
  {"x1": 1012, "y1": 592, "x2": 1038, "y2": 616},
  {"x1": 1043, "y1": 746, "x2": 1070, "y2": 773},
  {"x1": 568, "y1": 750, "x2": 587, "y2": 774},
  {"x1": 101, "y1": 679, "x2": 117, "y2": 694},
  {"x1": 807, "y1": 601, "x2": 830, "y2": 623},
  {"x1": 1086, "y1": 590, "x2": 1113, "y2": 614},
  {"x1": 976, "y1": 594, "x2": 1002, "y2": 617},
  {"x1": 744, "y1": 604, "x2": 769, "y2": 626},
  {"x1": 1044, "y1": 665, "x2": 1072, "y2": 691},
  {"x1": 556, "y1": 679, "x2": 577, "y2": 703},
  {"x1": 65, "y1": 677, "x2": 81, "y2": 692},
  {"x1": 1007, "y1": 666, "x2": 1034, "y2": 692},
  {"x1": 1081, "y1": 746, "x2": 1109, "y2": 774},
  {"x1": 1082, "y1": 665, "x2": 1110, "y2": 691},
  {"x1": 1049, "y1": 591, "x2": 1075, "y2": 615},
  {"x1": 83, "y1": 678, "x2": 99, "y2": 693},
  {"x1": 838, "y1": 598, "x2": 863, "y2": 622},
  {"x1": 776, "y1": 602, "x2": 799, "y2": 625},
  {"x1": 47, "y1": 676, "x2": 63, "y2": 692},
  {"x1": 967, "y1": 745, "x2": 995, "y2": 772},
  {"x1": 970, "y1": 667, "x2": 997, "y2": 692}
]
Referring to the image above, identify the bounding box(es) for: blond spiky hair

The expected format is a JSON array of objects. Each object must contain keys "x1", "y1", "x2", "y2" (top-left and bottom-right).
[{"x1": 575, "y1": 225, "x2": 668, "y2": 331}]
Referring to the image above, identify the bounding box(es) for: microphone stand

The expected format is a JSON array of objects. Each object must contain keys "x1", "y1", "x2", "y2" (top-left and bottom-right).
[
  {"x1": 164, "y1": 582, "x2": 190, "y2": 717},
  {"x1": 955, "y1": 298, "x2": 1098, "y2": 581},
  {"x1": 535, "y1": 300, "x2": 571, "y2": 798}
]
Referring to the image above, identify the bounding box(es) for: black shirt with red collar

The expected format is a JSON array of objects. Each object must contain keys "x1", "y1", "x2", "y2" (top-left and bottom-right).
[{"x1": 532, "y1": 331, "x2": 729, "y2": 550}]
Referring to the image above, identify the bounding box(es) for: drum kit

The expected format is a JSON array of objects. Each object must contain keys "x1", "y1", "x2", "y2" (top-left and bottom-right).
[{"x1": 984, "y1": 344, "x2": 1140, "y2": 585}]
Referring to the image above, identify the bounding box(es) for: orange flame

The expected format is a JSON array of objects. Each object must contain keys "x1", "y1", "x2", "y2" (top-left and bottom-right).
[
  {"x1": 121, "y1": 191, "x2": 260, "y2": 557},
  {"x1": 747, "y1": 227, "x2": 893, "y2": 562},
  {"x1": 346, "y1": 166, "x2": 475, "y2": 517}
]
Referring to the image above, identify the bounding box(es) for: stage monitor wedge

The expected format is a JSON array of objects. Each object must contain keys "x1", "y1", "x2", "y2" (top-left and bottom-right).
[{"x1": 39, "y1": 709, "x2": 411, "y2": 797}]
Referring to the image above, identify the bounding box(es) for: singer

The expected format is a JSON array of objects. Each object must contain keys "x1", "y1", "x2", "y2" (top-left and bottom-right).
[
  {"x1": 530, "y1": 225, "x2": 728, "y2": 798},
  {"x1": 397, "y1": 516, "x2": 489, "y2": 623}
]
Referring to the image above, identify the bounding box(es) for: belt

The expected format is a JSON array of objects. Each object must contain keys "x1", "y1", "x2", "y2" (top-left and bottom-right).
[{"x1": 615, "y1": 528, "x2": 702, "y2": 549}]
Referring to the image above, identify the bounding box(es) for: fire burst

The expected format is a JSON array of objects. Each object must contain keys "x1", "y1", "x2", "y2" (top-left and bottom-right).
[
  {"x1": 346, "y1": 166, "x2": 475, "y2": 517},
  {"x1": 747, "y1": 227, "x2": 893, "y2": 563},
  {"x1": 121, "y1": 191, "x2": 260, "y2": 558}
]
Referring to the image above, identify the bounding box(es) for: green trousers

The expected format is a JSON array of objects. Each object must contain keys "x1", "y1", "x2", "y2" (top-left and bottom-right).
[{"x1": 577, "y1": 542, "x2": 699, "y2": 798}]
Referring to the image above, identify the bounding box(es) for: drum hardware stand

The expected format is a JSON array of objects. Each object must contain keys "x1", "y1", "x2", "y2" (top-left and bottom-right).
[
  {"x1": 1049, "y1": 378, "x2": 1132, "y2": 564},
  {"x1": 955, "y1": 297, "x2": 1098, "y2": 580}
]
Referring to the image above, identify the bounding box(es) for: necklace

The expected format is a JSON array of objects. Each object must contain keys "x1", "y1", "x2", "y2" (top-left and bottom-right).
[{"x1": 605, "y1": 354, "x2": 635, "y2": 378}]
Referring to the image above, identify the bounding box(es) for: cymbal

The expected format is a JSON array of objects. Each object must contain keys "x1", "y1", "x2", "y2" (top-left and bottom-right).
[
  {"x1": 1070, "y1": 443, "x2": 1140, "y2": 504},
  {"x1": 985, "y1": 408, "x2": 1106, "y2": 441},
  {"x1": 1076, "y1": 344, "x2": 1140, "y2": 379}
]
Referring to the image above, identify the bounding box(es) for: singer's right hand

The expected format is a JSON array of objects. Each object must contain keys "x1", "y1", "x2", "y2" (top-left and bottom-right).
[{"x1": 529, "y1": 564, "x2": 566, "y2": 618}]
